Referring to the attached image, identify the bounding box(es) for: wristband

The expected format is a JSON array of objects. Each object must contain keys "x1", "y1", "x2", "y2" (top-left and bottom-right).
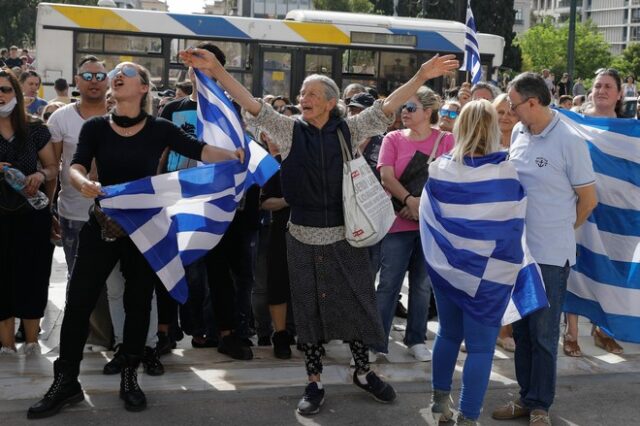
[{"x1": 402, "y1": 194, "x2": 412, "y2": 206}]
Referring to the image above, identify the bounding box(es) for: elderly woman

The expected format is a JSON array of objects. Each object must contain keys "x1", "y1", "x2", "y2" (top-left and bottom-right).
[
  {"x1": 28, "y1": 62, "x2": 242, "y2": 418},
  {"x1": 180, "y1": 47, "x2": 458, "y2": 415}
]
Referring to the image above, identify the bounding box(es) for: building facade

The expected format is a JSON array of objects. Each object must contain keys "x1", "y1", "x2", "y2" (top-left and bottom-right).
[{"x1": 514, "y1": 0, "x2": 534, "y2": 34}]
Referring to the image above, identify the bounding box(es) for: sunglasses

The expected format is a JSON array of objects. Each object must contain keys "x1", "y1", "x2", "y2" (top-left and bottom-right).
[
  {"x1": 401, "y1": 102, "x2": 421, "y2": 113},
  {"x1": 0, "y1": 86, "x2": 14, "y2": 94},
  {"x1": 79, "y1": 72, "x2": 107, "y2": 82},
  {"x1": 439, "y1": 108, "x2": 459, "y2": 119},
  {"x1": 107, "y1": 64, "x2": 139, "y2": 80}
]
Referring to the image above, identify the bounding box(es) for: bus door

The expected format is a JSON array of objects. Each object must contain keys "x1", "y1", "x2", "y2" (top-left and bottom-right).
[{"x1": 257, "y1": 45, "x2": 339, "y2": 101}]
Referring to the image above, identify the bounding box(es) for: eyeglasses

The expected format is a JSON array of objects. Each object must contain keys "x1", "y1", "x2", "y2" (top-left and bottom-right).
[
  {"x1": 107, "y1": 64, "x2": 139, "y2": 80},
  {"x1": 0, "y1": 86, "x2": 14, "y2": 94},
  {"x1": 79, "y1": 72, "x2": 107, "y2": 82},
  {"x1": 401, "y1": 102, "x2": 421, "y2": 113},
  {"x1": 439, "y1": 108, "x2": 459, "y2": 119},
  {"x1": 508, "y1": 97, "x2": 531, "y2": 111}
]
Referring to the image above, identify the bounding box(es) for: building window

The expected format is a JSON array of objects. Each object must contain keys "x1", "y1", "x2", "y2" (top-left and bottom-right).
[
  {"x1": 632, "y1": 8, "x2": 640, "y2": 23},
  {"x1": 515, "y1": 9, "x2": 524, "y2": 24},
  {"x1": 631, "y1": 26, "x2": 640, "y2": 41}
]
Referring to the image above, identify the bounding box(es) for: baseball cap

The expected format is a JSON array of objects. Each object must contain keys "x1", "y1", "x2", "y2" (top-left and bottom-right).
[{"x1": 347, "y1": 92, "x2": 375, "y2": 109}]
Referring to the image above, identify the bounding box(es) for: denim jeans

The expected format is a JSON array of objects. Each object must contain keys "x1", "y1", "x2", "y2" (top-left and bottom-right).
[
  {"x1": 373, "y1": 230, "x2": 431, "y2": 353},
  {"x1": 431, "y1": 285, "x2": 500, "y2": 420},
  {"x1": 59, "y1": 216, "x2": 86, "y2": 276},
  {"x1": 106, "y1": 262, "x2": 158, "y2": 347},
  {"x1": 512, "y1": 262, "x2": 570, "y2": 411}
]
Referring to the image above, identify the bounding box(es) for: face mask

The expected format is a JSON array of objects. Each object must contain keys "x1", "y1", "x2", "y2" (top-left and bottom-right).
[{"x1": 0, "y1": 98, "x2": 17, "y2": 117}]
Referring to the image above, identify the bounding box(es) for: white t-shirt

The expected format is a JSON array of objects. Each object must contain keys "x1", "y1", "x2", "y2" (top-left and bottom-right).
[{"x1": 48, "y1": 103, "x2": 94, "y2": 221}]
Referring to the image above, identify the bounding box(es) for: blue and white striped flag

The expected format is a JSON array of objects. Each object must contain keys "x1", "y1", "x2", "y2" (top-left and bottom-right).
[
  {"x1": 419, "y1": 152, "x2": 548, "y2": 326},
  {"x1": 557, "y1": 109, "x2": 640, "y2": 343},
  {"x1": 99, "y1": 69, "x2": 279, "y2": 303},
  {"x1": 460, "y1": 2, "x2": 482, "y2": 85}
]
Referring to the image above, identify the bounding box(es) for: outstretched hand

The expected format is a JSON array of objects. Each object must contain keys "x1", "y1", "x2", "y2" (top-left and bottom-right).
[
  {"x1": 179, "y1": 48, "x2": 222, "y2": 74},
  {"x1": 418, "y1": 54, "x2": 460, "y2": 81}
]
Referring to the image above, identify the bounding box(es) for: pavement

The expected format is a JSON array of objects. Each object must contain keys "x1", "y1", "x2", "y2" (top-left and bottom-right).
[{"x1": 1, "y1": 247, "x2": 640, "y2": 425}]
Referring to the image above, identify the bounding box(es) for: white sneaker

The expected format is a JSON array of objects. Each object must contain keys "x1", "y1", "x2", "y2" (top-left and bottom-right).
[
  {"x1": 0, "y1": 346, "x2": 18, "y2": 356},
  {"x1": 19, "y1": 342, "x2": 41, "y2": 356},
  {"x1": 408, "y1": 343, "x2": 431, "y2": 362}
]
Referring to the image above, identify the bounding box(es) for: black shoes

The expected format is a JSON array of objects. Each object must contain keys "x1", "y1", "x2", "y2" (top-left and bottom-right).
[
  {"x1": 395, "y1": 301, "x2": 408, "y2": 319},
  {"x1": 272, "y1": 331, "x2": 292, "y2": 359},
  {"x1": 27, "y1": 359, "x2": 84, "y2": 419},
  {"x1": 191, "y1": 336, "x2": 218, "y2": 348},
  {"x1": 257, "y1": 336, "x2": 272, "y2": 346},
  {"x1": 142, "y1": 346, "x2": 165, "y2": 376},
  {"x1": 155, "y1": 331, "x2": 176, "y2": 356},
  {"x1": 103, "y1": 344, "x2": 125, "y2": 375},
  {"x1": 218, "y1": 334, "x2": 253, "y2": 360},
  {"x1": 296, "y1": 382, "x2": 325, "y2": 416},
  {"x1": 120, "y1": 355, "x2": 147, "y2": 412},
  {"x1": 353, "y1": 370, "x2": 396, "y2": 403}
]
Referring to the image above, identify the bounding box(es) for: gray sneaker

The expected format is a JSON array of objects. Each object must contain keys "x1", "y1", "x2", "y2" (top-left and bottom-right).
[
  {"x1": 296, "y1": 382, "x2": 325, "y2": 416},
  {"x1": 431, "y1": 390, "x2": 453, "y2": 422}
]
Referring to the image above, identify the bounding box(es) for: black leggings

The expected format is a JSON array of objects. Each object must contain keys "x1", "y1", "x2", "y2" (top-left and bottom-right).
[
  {"x1": 59, "y1": 217, "x2": 157, "y2": 364},
  {"x1": 303, "y1": 340, "x2": 370, "y2": 376}
]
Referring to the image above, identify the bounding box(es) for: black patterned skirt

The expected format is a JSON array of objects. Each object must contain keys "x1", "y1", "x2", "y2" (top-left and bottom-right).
[{"x1": 286, "y1": 234, "x2": 385, "y2": 346}]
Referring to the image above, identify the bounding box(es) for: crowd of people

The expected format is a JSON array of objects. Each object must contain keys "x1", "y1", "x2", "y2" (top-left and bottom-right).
[{"x1": 0, "y1": 41, "x2": 637, "y2": 426}]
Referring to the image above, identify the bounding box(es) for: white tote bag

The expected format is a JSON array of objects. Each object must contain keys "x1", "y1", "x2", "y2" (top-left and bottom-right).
[{"x1": 338, "y1": 129, "x2": 395, "y2": 248}]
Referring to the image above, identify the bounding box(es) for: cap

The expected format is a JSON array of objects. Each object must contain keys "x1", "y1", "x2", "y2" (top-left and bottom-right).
[
  {"x1": 158, "y1": 89, "x2": 176, "y2": 98},
  {"x1": 347, "y1": 92, "x2": 375, "y2": 109}
]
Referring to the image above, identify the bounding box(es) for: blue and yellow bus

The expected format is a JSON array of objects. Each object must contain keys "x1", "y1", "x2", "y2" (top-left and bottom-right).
[{"x1": 36, "y1": 3, "x2": 504, "y2": 99}]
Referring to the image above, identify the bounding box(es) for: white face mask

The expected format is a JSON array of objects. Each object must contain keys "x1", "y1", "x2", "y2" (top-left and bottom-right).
[{"x1": 0, "y1": 98, "x2": 17, "y2": 117}]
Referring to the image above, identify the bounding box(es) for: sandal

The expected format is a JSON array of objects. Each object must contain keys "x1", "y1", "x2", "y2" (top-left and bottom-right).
[
  {"x1": 592, "y1": 327, "x2": 623, "y2": 354},
  {"x1": 562, "y1": 334, "x2": 582, "y2": 357},
  {"x1": 497, "y1": 337, "x2": 516, "y2": 352}
]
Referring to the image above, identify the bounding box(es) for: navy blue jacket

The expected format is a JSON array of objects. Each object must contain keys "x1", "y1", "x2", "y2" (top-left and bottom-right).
[{"x1": 281, "y1": 116, "x2": 350, "y2": 228}]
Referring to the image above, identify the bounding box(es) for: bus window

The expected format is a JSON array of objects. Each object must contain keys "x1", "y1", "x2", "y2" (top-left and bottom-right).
[
  {"x1": 304, "y1": 53, "x2": 332, "y2": 76},
  {"x1": 99, "y1": 55, "x2": 164, "y2": 87},
  {"x1": 341, "y1": 78, "x2": 378, "y2": 94},
  {"x1": 171, "y1": 39, "x2": 250, "y2": 70},
  {"x1": 104, "y1": 34, "x2": 162, "y2": 54},
  {"x1": 380, "y1": 52, "x2": 416, "y2": 93},
  {"x1": 342, "y1": 50, "x2": 377, "y2": 75},
  {"x1": 76, "y1": 33, "x2": 103, "y2": 51},
  {"x1": 262, "y1": 51, "x2": 291, "y2": 98}
]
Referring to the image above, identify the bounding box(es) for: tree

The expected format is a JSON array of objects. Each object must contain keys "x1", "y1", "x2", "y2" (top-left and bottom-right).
[
  {"x1": 611, "y1": 43, "x2": 640, "y2": 79},
  {"x1": 0, "y1": 0, "x2": 98, "y2": 48},
  {"x1": 515, "y1": 18, "x2": 612, "y2": 78},
  {"x1": 313, "y1": 0, "x2": 372, "y2": 13}
]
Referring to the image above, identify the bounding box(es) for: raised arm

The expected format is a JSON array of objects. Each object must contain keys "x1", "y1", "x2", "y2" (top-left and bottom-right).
[
  {"x1": 382, "y1": 54, "x2": 459, "y2": 116},
  {"x1": 180, "y1": 48, "x2": 262, "y2": 117}
]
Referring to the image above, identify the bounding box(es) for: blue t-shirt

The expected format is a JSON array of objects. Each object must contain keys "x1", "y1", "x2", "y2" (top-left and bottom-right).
[
  {"x1": 509, "y1": 110, "x2": 596, "y2": 267},
  {"x1": 160, "y1": 97, "x2": 199, "y2": 172},
  {"x1": 27, "y1": 97, "x2": 48, "y2": 116}
]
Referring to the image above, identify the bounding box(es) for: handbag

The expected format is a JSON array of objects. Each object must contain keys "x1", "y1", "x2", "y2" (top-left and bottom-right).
[
  {"x1": 90, "y1": 203, "x2": 127, "y2": 242},
  {"x1": 338, "y1": 129, "x2": 395, "y2": 248},
  {"x1": 391, "y1": 131, "x2": 445, "y2": 212},
  {"x1": 0, "y1": 173, "x2": 33, "y2": 215}
]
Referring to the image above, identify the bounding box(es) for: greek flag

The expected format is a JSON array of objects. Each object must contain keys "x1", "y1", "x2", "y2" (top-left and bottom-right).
[
  {"x1": 419, "y1": 152, "x2": 548, "y2": 326},
  {"x1": 558, "y1": 110, "x2": 640, "y2": 343},
  {"x1": 99, "y1": 69, "x2": 279, "y2": 303},
  {"x1": 460, "y1": 2, "x2": 482, "y2": 85}
]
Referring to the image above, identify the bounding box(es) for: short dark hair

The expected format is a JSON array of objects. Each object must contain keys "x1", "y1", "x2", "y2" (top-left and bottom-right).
[
  {"x1": 19, "y1": 69, "x2": 40, "y2": 84},
  {"x1": 559, "y1": 95, "x2": 573, "y2": 104},
  {"x1": 197, "y1": 42, "x2": 226, "y2": 66},
  {"x1": 176, "y1": 80, "x2": 193, "y2": 95},
  {"x1": 76, "y1": 55, "x2": 102, "y2": 73},
  {"x1": 54, "y1": 78, "x2": 69, "y2": 92},
  {"x1": 508, "y1": 72, "x2": 551, "y2": 107}
]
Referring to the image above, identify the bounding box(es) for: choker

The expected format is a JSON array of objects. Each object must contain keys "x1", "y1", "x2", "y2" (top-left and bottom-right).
[{"x1": 111, "y1": 111, "x2": 148, "y2": 128}]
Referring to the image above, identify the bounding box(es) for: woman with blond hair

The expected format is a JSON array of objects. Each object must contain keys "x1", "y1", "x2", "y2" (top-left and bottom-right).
[{"x1": 423, "y1": 100, "x2": 531, "y2": 426}]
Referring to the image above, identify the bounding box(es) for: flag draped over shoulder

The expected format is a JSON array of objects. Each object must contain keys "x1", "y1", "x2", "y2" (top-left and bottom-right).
[
  {"x1": 419, "y1": 151, "x2": 548, "y2": 327},
  {"x1": 99, "y1": 69, "x2": 279, "y2": 304},
  {"x1": 460, "y1": 2, "x2": 482, "y2": 85},
  {"x1": 557, "y1": 109, "x2": 640, "y2": 343}
]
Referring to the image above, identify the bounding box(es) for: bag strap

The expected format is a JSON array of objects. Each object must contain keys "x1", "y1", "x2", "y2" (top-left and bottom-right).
[
  {"x1": 427, "y1": 131, "x2": 446, "y2": 164},
  {"x1": 337, "y1": 128, "x2": 353, "y2": 163}
]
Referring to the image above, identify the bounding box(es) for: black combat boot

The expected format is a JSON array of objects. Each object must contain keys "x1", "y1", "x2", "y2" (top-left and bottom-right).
[
  {"x1": 27, "y1": 359, "x2": 84, "y2": 419},
  {"x1": 120, "y1": 354, "x2": 147, "y2": 412}
]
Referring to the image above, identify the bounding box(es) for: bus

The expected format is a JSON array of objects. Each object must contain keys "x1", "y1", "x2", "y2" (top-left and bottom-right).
[{"x1": 35, "y1": 3, "x2": 504, "y2": 100}]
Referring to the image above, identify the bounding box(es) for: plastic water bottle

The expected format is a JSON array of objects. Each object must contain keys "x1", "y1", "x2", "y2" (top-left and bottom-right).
[{"x1": 2, "y1": 165, "x2": 49, "y2": 210}]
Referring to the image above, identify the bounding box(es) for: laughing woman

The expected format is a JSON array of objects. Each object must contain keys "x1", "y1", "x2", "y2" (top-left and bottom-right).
[
  {"x1": 179, "y1": 47, "x2": 459, "y2": 416},
  {"x1": 28, "y1": 62, "x2": 242, "y2": 418}
]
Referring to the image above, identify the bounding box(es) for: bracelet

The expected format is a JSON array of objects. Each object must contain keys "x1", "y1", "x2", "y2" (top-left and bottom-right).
[
  {"x1": 36, "y1": 170, "x2": 47, "y2": 182},
  {"x1": 402, "y1": 194, "x2": 412, "y2": 206}
]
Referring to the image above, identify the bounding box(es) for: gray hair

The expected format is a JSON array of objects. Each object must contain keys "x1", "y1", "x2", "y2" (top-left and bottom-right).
[
  {"x1": 508, "y1": 72, "x2": 551, "y2": 107},
  {"x1": 303, "y1": 74, "x2": 345, "y2": 118},
  {"x1": 471, "y1": 81, "x2": 500, "y2": 100},
  {"x1": 342, "y1": 83, "x2": 365, "y2": 99}
]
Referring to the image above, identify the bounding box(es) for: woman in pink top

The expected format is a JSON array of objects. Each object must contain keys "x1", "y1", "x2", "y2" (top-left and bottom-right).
[{"x1": 374, "y1": 86, "x2": 454, "y2": 361}]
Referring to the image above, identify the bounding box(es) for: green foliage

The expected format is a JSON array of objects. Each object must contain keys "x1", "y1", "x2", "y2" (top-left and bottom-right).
[
  {"x1": 313, "y1": 0, "x2": 372, "y2": 13},
  {"x1": 611, "y1": 43, "x2": 640, "y2": 79},
  {"x1": 0, "y1": 0, "x2": 98, "y2": 47},
  {"x1": 515, "y1": 18, "x2": 612, "y2": 78}
]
